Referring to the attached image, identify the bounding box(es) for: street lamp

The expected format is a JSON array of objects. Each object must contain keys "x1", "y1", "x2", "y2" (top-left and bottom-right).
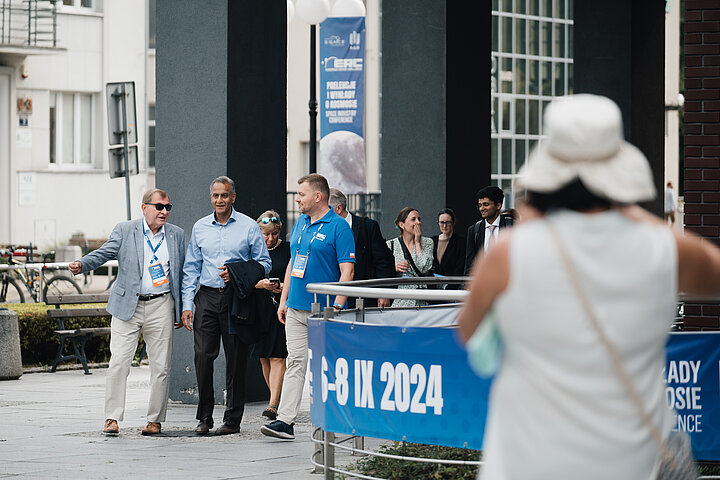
[
  {"x1": 295, "y1": 0, "x2": 330, "y2": 173},
  {"x1": 330, "y1": 0, "x2": 365, "y2": 17}
]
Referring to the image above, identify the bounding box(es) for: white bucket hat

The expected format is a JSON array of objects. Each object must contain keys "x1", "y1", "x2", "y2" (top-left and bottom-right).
[{"x1": 514, "y1": 94, "x2": 656, "y2": 204}]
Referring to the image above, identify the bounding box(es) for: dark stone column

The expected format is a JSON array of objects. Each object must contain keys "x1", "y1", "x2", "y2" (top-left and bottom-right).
[
  {"x1": 446, "y1": 2, "x2": 491, "y2": 237},
  {"x1": 381, "y1": 1, "x2": 491, "y2": 238},
  {"x1": 574, "y1": 0, "x2": 665, "y2": 216},
  {"x1": 380, "y1": 0, "x2": 447, "y2": 237},
  {"x1": 157, "y1": 0, "x2": 286, "y2": 404}
]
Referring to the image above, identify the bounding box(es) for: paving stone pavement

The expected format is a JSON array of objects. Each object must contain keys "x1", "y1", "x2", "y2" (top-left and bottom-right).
[{"x1": 0, "y1": 365, "x2": 381, "y2": 479}]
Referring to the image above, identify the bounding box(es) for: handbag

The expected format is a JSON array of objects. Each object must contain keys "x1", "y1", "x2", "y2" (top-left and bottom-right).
[
  {"x1": 395, "y1": 238, "x2": 436, "y2": 288},
  {"x1": 547, "y1": 222, "x2": 697, "y2": 480},
  {"x1": 465, "y1": 310, "x2": 502, "y2": 378}
]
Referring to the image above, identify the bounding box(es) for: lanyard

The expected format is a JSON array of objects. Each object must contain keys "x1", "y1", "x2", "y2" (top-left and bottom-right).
[
  {"x1": 144, "y1": 231, "x2": 165, "y2": 264},
  {"x1": 296, "y1": 221, "x2": 324, "y2": 257}
]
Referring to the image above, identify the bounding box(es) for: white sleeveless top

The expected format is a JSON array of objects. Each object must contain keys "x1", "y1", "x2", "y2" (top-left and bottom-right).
[{"x1": 481, "y1": 210, "x2": 677, "y2": 480}]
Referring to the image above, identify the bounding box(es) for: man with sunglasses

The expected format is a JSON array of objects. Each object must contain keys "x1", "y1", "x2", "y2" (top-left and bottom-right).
[
  {"x1": 69, "y1": 188, "x2": 185, "y2": 436},
  {"x1": 181, "y1": 176, "x2": 271, "y2": 436},
  {"x1": 464, "y1": 185, "x2": 514, "y2": 275}
]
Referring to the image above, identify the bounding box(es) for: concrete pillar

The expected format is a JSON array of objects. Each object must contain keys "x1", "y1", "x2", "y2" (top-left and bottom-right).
[
  {"x1": 157, "y1": 0, "x2": 286, "y2": 404},
  {"x1": 574, "y1": 0, "x2": 665, "y2": 216},
  {"x1": 380, "y1": 1, "x2": 491, "y2": 237},
  {"x1": 0, "y1": 308, "x2": 23, "y2": 380}
]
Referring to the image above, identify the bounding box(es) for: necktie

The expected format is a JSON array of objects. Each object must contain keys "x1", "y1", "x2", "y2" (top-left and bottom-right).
[{"x1": 487, "y1": 224, "x2": 497, "y2": 251}]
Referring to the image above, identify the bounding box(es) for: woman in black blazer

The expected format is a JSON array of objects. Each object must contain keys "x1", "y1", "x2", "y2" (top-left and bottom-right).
[{"x1": 432, "y1": 208, "x2": 466, "y2": 287}]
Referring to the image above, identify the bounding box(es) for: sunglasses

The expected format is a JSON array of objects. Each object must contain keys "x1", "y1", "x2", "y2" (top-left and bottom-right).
[
  {"x1": 145, "y1": 203, "x2": 172, "y2": 212},
  {"x1": 259, "y1": 216, "x2": 280, "y2": 224}
]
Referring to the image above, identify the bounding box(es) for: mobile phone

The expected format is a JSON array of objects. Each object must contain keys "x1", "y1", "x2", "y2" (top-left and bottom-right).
[{"x1": 269, "y1": 278, "x2": 280, "y2": 285}]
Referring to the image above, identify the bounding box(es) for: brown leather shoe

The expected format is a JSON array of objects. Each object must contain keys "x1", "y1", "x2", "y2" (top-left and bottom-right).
[
  {"x1": 141, "y1": 422, "x2": 161, "y2": 436},
  {"x1": 103, "y1": 419, "x2": 119, "y2": 434},
  {"x1": 214, "y1": 422, "x2": 240, "y2": 435},
  {"x1": 195, "y1": 420, "x2": 213, "y2": 435}
]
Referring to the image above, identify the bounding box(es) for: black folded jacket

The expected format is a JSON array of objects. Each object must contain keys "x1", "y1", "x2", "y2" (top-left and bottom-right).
[{"x1": 225, "y1": 259, "x2": 266, "y2": 344}]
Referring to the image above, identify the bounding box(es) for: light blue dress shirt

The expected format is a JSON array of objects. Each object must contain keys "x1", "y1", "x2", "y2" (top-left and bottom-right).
[{"x1": 182, "y1": 208, "x2": 271, "y2": 311}]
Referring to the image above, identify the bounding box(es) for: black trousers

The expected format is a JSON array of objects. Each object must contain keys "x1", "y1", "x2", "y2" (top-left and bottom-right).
[{"x1": 193, "y1": 287, "x2": 248, "y2": 426}]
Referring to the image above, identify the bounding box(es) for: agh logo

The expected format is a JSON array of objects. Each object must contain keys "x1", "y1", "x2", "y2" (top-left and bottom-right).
[
  {"x1": 324, "y1": 35, "x2": 345, "y2": 47},
  {"x1": 349, "y1": 31, "x2": 361, "y2": 50}
]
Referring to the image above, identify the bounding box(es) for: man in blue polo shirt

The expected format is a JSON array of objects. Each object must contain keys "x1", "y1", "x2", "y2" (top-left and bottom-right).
[{"x1": 261, "y1": 173, "x2": 355, "y2": 440}]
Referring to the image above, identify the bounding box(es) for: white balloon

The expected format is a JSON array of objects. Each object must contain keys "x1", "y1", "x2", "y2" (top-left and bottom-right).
[
  {"x1": 287, "y1": 0, "x2": 295, "y2": 25},
  {"x1": 295, "y1": 0, "x2": 330, "y2": 24},
  {"x1": 331, "y1": 0, "x2": 366, "y2": 17}
]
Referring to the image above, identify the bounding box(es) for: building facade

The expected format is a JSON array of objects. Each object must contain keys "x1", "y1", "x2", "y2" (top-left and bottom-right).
[{"x1": 0, "y1": 0, "x2": 151, "y2": 250}]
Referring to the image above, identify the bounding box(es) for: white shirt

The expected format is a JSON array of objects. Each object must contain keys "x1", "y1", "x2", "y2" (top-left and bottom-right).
[
  {"x1": 483, "y1": 215, "x2": 501, "y2": 251},
  {"x1": 343, "y1": 211, "x2": 353, "y2": 229},
  {"x1": 141, "y1": 218, "x2": 170, "y2": 295}
]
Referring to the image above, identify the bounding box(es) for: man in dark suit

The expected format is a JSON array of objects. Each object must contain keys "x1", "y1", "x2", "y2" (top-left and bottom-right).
[
  {"x1": 329, "y1": 188, "x2": 394, "y2": 307},
  {"x1": 464, "y1": 185, "x2": 514, "y2": 274},
  {"x1": 69, "y1": 188, "x2": 185, "y2": 436}
]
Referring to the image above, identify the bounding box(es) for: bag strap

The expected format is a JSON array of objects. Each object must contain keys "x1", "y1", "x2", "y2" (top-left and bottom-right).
[
  {"x1": 546, "y1": 222, "x2": 673, "y2": 462},
  {"x1": 397, "y1": 236, "x2": 426, "y2": 277}
]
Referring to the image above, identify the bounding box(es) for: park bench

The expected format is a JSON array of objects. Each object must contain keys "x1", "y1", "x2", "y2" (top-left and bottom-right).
[{"x1": 46, "y1": 293, "x2": 111, "y2": 375}]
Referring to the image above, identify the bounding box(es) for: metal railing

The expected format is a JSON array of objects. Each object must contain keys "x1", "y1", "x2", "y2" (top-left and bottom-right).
[
  {"x1": 0, "y1": 0, "x2": 57, "y2": 47},
  {"x1": 305, "y1": 277, "x2": 475, "y2": 479}
]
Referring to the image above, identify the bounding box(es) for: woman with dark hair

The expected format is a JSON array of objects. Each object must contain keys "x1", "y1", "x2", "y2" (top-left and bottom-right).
[
  {"x1": 458, "y1": 94, "x2": 718, "y2": 479},
  {"x1": 386, "y1": 207, "x2": 434, "y2": 307},
  {"x1": 431, "y1": 208, "x2": 466, "y2": 285},
  {"x1": 254, "y1": 210, "x2": 290, "y2": 420}
]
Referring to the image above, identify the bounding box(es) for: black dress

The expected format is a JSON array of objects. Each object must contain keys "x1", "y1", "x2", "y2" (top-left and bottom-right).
[
  {"x1": 431, "y1": 232, "x2": 466, "y2": 289},
  {"x1": 256, "y1": 240, "x2": 291, "y2": 358}
]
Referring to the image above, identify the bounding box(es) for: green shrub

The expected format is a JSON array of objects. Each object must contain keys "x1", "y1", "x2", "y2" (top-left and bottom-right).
[
  {"x1": 353, "y1": 442, "x2": 481, "y2": 480},
  {"x1": 2, "y1": 303, "x2": 111, "y2": 366}
]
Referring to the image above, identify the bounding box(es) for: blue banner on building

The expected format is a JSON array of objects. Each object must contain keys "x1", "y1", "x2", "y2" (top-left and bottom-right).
[
  {"x1": 308, "y1": 319, "x2": 720, "y2": 459},
  {"x1": 318, "y1": 17, "x2": 366, "y2": 193}
]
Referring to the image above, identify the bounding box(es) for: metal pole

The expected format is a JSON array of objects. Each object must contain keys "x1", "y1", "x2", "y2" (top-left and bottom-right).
[
  {"x1": 324, "y1": 431, "x2": 335, "y2": 480},
  {"x1": 119, "y1": 84, "x2": 132, "y2": 220},
  {"x1": 309, "y1": 24, "x2": 317, "y2": 173}
]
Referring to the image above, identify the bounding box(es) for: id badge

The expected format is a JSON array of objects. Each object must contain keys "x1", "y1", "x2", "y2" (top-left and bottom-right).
[
  {"x1": 148, "y1": 263, "x2": 169, "y2": 287},
  {"x1": 291, "y1": 254, "x2": 308, "y2": 278}
]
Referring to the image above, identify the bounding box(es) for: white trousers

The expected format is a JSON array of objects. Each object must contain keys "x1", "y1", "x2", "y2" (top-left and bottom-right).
[
  {"x1": 277, "y1": 308, "x2": 310, "y2": 425},
  {"x1": 104, "y1": 293, "x2": 174, "y2": 423}
]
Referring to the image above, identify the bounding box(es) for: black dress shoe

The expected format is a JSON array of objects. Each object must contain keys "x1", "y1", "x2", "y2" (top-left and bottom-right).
[
  {"x1": 214, "y1": 423, "x2": 240, "y2": 435},
  {"x1": 195, "y1": 420, "x2": 213, "y2": 435}
]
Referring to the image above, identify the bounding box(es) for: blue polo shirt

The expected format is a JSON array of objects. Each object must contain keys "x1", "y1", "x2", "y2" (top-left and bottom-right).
[{"x1": 286, "y1": 208, "x2": 355, "y2": 311}]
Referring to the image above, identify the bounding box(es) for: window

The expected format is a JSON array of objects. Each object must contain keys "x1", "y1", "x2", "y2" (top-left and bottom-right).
[
  {"x1": 491, "y1": 0, "x2": 574, "y2": 206},
  {"x1": 62, "y1": 0, "x2": 93, "y2": 7},
  {"x1": 50, "y1": 93, "x2": 93, "y2": 165},
  {"x1": 148, "y1": 104, "x2": 156, "y2": 167},
  {"x1": 149, "y1": 0, "x2": 156, "y2": 49}
]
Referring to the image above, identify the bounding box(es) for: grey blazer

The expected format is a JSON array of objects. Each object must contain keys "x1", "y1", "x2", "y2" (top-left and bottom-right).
[{"x1": 78, "y1": 219, "x2": 185, "y2": 323}]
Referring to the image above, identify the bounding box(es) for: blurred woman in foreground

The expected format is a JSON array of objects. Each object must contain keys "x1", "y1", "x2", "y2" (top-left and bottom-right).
[{"x1": 458, "y1": 94, "x2": 719, "y2": 479}]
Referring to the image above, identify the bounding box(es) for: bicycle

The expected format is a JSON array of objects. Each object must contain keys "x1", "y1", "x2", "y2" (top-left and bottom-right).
[{"x1": 0, "y1": 245, "x2": 83, "y2": 303}]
